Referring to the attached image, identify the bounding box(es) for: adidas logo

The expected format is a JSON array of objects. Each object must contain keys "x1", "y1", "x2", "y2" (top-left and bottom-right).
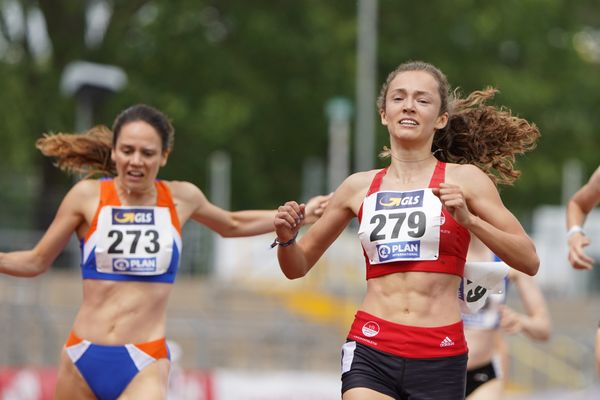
[{"x1": 440, "y1": 336, "x2": 455, "y2": 347}]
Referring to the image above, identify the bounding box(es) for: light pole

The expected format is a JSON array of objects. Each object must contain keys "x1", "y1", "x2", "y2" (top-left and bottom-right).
[
  {"x1": 355, "y1": 0, "x2": 378, "y2": 172},
  {"x1": 58, "y1": 61, "x2": 127, "y2": 269},
  {"x1": 60, "y1": 60, "x2": 127, "y2": 131},
  {"x1": 325, "y1": 97, "x2": 353, "y2": 193}
]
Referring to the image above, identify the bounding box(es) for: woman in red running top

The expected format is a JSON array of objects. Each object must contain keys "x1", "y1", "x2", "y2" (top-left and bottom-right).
[
  {"x1": 273, "y1": 61, "x2": 540, "y2": 400},
  {"x1": 0, "y1": 104, "x2": 330, "y2": 400}
]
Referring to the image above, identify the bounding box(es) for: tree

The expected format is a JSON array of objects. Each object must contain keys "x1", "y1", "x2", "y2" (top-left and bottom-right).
[
  {"x1": 0, "y1": 0, "x2": 153, "y2": 228},
  {"x1": 1, "y1": 0, "x2": 599, "y2": 230}
]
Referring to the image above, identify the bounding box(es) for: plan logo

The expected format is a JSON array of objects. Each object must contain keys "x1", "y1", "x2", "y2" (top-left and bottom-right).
[
  {"x1": 377, "y1": 241, "x2": 421, "y2": 261},
  {"x1": 113, "y1": 257, "x2": 157, "y2": 272}
]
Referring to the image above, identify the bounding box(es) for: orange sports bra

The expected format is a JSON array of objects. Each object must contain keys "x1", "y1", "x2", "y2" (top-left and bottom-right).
[{"x1": 80, "y1": 179, "x2": 182, "y2": 283}]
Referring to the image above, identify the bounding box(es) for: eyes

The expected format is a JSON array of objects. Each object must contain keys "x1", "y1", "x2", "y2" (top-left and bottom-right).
[
  {"x1": 118, "y1": 146, "x2": 159, "y2": 158},
  {"x1": 391, "y1": 96, "x2": 431, "y2": 105}
]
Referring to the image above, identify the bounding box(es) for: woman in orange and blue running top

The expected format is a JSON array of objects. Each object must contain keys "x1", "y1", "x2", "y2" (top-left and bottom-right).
[
  {"x1": 273, "y1": 61, "x2": 541, "y2": 400},
  {"x1": 0, "y1": 104, "x2": 330, "y2": 400}
]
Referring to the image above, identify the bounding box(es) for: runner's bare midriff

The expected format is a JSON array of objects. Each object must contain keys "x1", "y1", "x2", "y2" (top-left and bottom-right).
[
  {"x1": 361, "y1": 271, "x2": 462, "y2": 327},
  {"x1": 71, "y1": 279, "x2": 171, "y2": 344}
]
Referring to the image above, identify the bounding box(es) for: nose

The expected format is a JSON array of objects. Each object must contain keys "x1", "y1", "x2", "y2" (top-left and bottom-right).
[
  {"x1": 131, "y1": 152, "x2": 143, "y2": 165},
  {"x1": 403, "y1": 97, "x2": 416, "y2": 112}
]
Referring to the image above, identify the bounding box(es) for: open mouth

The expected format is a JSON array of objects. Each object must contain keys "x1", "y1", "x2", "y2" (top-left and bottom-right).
[
  {"x1": 126, "y1": 170, "x2": 144, "y2": 178},
  {"x1": 399, "y1": 119, "x2": 418, "y2": 127}
]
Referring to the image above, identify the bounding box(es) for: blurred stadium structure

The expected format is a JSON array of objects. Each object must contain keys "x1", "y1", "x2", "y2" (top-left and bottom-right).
[{"x1": 1, "y1": 209, "x2": 600, "y2": 399}]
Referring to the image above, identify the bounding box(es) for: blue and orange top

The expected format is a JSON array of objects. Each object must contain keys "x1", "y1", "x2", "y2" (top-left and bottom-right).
[
  {"x1": 80, "y1": 179, "x2": 182, "y2": 284},
  {"x1": 357, "y1": 161, "x2": 470, "y2": 279}
]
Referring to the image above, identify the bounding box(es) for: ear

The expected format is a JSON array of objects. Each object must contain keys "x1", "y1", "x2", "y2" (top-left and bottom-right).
[
  {"x1": 435, "y1": 112, "x2": 449, "y2": 130},
  {"x1": 379, "y1": 109, "x2": 388, "y2": 126},
  {"x1": 160, "y1": 150, "x2": 170, "y2": 167},
  {"x1": 111, "y1": 148, "x2": 116, "y2": 163}
]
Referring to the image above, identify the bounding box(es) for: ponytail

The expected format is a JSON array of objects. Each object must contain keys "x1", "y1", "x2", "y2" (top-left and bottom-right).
[
  {"x1": 36, "y1": 125, "x2": 116, "y2": 177},
  {"x1": 433, "y1": 87, "x2": 540, "y2": 186}
]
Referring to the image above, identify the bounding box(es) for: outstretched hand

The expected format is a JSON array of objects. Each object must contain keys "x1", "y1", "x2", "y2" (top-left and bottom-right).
[
  {"x1": 304, "y1": 193, "x2": 333, "y2": 224},
  {"x1": 568, "y1": 233, "x2": 594, "y2": 270},
  {"x1": 432, "y1": 183, "x2": 474, "y2": 227},
  {"x1": 274, "y1": 201, "x2": 305, "y2": 243}
]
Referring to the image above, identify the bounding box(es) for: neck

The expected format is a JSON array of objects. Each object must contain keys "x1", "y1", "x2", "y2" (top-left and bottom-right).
[
  {"x1": 386, "y1": 152, "x2": 438, "y2": 185},
  {"x1": 390, "y1": 152, "x2": 435, "y2": 163},
  {"x1": 115, "y1": 177, "x2": 156, "y2": 205}
]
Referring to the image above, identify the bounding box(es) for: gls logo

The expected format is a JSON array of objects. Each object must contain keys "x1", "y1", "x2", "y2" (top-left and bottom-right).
[
  {"x1": 112, "y1": 209, "x2": 155, "y2": 225},
  {"x1": 375, "y1": 190, "x2": 424, "y2": 210}
]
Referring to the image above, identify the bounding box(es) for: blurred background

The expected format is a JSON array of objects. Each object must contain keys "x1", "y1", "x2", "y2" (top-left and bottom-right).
[{"x1": 0, "y1": 0, "x2": 600, "y2": 399}]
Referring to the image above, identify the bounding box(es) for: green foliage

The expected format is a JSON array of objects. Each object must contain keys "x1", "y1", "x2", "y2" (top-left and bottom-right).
[
  {"x1": 378, "y1": 0, "x2": 600, "y2": 217},
  {"x1": 100, "y1": 0, "x2": 356, "y2": 209},
  {"x1": 1, "y1": 0, "x2": 600, "y2": 226}
]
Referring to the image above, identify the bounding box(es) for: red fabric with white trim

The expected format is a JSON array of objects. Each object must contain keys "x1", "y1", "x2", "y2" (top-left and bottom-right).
[
  {"x1": 358, "y1": 161, "x2": 470, "y2": 279},
  {"x1": 347, "y1": 311, "x2": 468, "y2": 358}
]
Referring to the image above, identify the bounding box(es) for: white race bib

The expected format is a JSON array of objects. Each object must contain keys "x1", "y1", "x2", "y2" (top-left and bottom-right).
[
  {"x1": 358, "y1": 189, "x2": 442, "y2": 264},
  {"x1": 459, "y1": 261, "x2": 509, "y2": 314},
  {"x1": 94, "y1": 206, "x2": 175, "y2": 275}
]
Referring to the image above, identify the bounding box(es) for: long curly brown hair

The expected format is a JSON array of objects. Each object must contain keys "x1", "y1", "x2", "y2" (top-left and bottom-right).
[
  {"x1": 36, "y1": 104, "x2": 174, "y2": 178},
  {"x1": 377, "y1": 61, "x2": 540, "y2": 186}
]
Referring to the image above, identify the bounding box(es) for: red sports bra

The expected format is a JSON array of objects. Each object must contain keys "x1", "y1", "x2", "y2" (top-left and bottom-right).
[{"x1": 357, "y1": 161, "x2": 470, "y2": 279}]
